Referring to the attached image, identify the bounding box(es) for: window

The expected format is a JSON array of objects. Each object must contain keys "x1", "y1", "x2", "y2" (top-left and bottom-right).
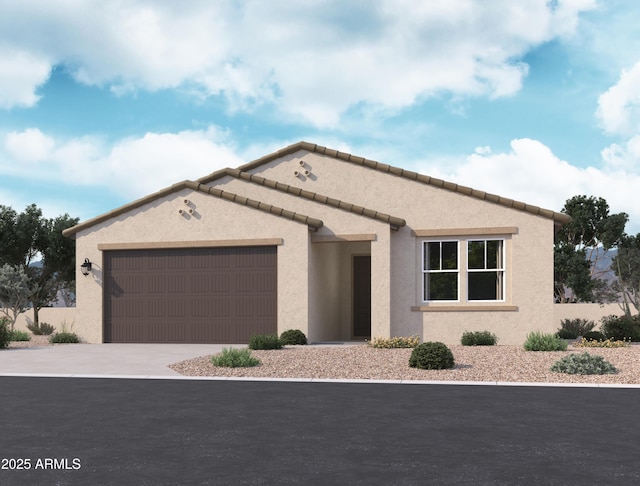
[
  {"x1": 422, "y1": 238, "x2": 505, "y2": 303},
  {"x1": 423, "y1": 241, "x2": 459, "y2": 301},
  {"x1": 467, "y1": 239, "x2": 504, "y2": 301}
]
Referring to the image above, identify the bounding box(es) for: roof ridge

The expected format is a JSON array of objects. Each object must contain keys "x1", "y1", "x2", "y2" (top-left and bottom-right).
[
  {"x1": 223, "y1": 169, "x2": 406, "y2": 230},
  {"x1": 236, "y1": 141, "x2": 571, "y2": 225}
]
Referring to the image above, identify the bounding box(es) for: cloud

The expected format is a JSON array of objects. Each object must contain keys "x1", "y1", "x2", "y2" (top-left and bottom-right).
[
  {"x1": 418, "y1": 138, "x2": 640, "y2": 233},
  {"x1": 0, "y1": 0, "x2": 595, "y2": 125},
  {"x1": 1, "y1": 126, "x2": 243, "y2": 198},
  {"x1": 596, "y1": 60, "x2": 640, "y2": 136},
  {"x1": 0, "y1": 48, "x2": 50, "y2": 109}
]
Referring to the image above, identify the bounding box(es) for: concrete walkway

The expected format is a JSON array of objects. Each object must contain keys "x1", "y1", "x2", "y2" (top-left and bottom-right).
[{"x1": 0, "y1": 343, "x2": 239, "y2": 376}]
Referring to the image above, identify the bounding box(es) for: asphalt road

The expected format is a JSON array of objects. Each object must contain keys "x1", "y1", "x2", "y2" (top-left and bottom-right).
[{"x1": 1, "y1": 377, "x2": 639, "y2": 485}]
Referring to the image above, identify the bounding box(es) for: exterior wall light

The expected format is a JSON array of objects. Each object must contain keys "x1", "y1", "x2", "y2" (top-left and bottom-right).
[{"x1": 80, "y1": 258, "x2": 92, "y2": 276}]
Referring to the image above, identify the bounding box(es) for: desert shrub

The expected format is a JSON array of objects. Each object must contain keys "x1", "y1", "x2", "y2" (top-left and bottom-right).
[
  {"x1": 573, "y1": 337, "x2": 630, "y2": 348},
  {"x1": 280, "y1": 329, "x2": 308, "y2": 345},
  {"x1": 460, "y1": 331, "x2": 497, "y2": 346},
  {"x1": 523, "y1": 331, "x2": 568, "y2": 351},
  {"x1": 409, "y1": 342, "x2": 455, "y2": 370},
  {"x1": 249, "y1": 333, "x2": 284, "y2": 350},
  {"x1": 582, "y1": 331, "x2": 607, "y2": 342},
  {"x1": 27, "y1": 321, "x2": 55, "y2": 336},
  {"x1": 601, "y1": 315, "x2": 640, "y2": 342},
  {"x1": 0, "y1": 317, "x2": 10, "y2": 349},
  {"x1": 556, "y1": 318, "x2": 596, "y2": 340},
  {"x1": 9, "y1": 330, "x2": 31, "y2": 341},
  {"x1": 369, "y1": 335, "x2": 420, "y2": 349},
  {"x1": 49, "y1": 332, "x2": 80, "y2": 344},
  {"x1": 211, "y1": 348, "x2": 260, "y2": 368},
  {"x1": 551, "y1": 352, "x2": 617, "y2": 375}
]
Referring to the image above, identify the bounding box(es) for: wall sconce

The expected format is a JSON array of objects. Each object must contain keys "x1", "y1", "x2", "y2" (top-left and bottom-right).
[{"x1": 80, "y1": 258, "x2": 92, "y2": 276}]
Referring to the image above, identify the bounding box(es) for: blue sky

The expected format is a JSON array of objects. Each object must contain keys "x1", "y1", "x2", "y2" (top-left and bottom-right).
[{"x1": 1, "y1": 0, "x2": 639, "y2": 232}]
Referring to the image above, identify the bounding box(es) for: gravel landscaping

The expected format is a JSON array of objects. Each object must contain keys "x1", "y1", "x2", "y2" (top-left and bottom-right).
[{"x1": 169, "y1": 344, "x2": 640, "y2": 384}]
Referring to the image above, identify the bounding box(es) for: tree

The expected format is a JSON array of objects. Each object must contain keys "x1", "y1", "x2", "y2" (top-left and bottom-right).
[
  {"x1": 612, "y1": 233, "x2": 640, "y2": 316},
  {"x1": 0, "y1": 204, "x2": 78, "y2": 326},
  {"x1": 0, "y1": 264, "x2": 32, "y2": 331},
  {"x1": 554, "y1": 195, "x2": 628, "y2": 303}
]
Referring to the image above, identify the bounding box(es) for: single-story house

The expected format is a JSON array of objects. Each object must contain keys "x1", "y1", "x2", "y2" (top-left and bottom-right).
[{"x1": 63, "y1": 142, "x2": 570, "y2": 345}]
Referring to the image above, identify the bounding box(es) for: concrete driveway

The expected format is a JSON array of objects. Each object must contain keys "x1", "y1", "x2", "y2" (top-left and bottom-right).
[{"x1": 0, "y1": 343, "x2": 239, "y2": 377}]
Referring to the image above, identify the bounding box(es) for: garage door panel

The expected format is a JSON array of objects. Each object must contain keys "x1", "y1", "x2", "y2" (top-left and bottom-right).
[{"x1": 104, "y1": 246, "x2": 277, "y2": 343}]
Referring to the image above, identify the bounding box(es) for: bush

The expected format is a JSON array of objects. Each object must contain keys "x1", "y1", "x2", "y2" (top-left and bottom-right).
[
  {"x1": 0, "y1": 317, "x2": 10, "y2": 349},
  {"x1": 409, "y1": 342, "x2": 455, "y2": 370},
  {"x1": 601, "y1": 315, "x2": 640, "y2": 342},
  {"x1": 249, "y1": 333, "x2": 284, "y2": 350},
  {"x1": 460, "y1": 331, "x2": 497, "y2": 346},
  {"x1": 27, "y1": 321, "x2": 55, "y2": 336},
  {"x1": 523, "y1": 331, "x2": 568, "y2": 351},
  {"x1": 582, "y1": 331, "x2": 607, "y2": 342},
  {"x1": 211, "y1": 348, "x2": 260, "y2": 368},
  {"x1": 9, "y1": 330, "x2": 31, "y2": 341},
  {"x1": 551, "y1": 352, "x2": 617, "y2": 375},
  {"x1": 280, "y1": 329, "x2": 308, "y2": 345},
  {"x1": 369, "y1": 335, "x2": 420, "y2": 349},
  {"x1": 573, "y1": 337, "x2": 629, "y2": 348},
  {"x1": 556, "y1": 318, "x2": 596, "y2": 340},
  {"x1": 49, "y1": 332, "x2": 80, "y2": 344}
]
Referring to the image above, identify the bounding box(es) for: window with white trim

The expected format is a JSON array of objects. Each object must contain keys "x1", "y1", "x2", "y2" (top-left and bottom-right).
[
  {"x1": 423, "y1": 241, "x2": 459, "y2": 301},
  {"x1": 422, "y1": 238, "x2": 506, "y2": 303},
  {"x1": 467, "y1": 239, "x2": 504, "y2": 301}
]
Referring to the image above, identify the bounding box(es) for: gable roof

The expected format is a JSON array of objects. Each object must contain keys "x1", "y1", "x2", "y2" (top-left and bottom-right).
[
  {"x1": 237, "y1": 141, "x2": 572, "y2": 226},
  {"x1": 198, "y1": 168, "x2": 407, "y2": 230},
  {"x1": 62, "y1": 180, "x2": 323, "y2": 238}
]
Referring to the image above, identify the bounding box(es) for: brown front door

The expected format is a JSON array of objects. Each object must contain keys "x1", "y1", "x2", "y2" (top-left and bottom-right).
[{"x1": 353, "y1": 255, "x2": 371, "y2": 338}]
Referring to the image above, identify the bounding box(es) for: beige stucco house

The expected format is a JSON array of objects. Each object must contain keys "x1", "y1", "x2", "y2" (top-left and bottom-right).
[{"x1": 63, "y1": 142, "x2": 570, "y2": 345}]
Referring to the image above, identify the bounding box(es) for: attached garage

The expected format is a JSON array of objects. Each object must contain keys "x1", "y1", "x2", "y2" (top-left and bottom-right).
[{"x1": 103, "y1": 246, "x2": 277, "y2": 343}]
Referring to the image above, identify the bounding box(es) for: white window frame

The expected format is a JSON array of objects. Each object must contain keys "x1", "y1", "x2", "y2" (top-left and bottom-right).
[
  {"x1": 466, "y1": 239, "x2": 506, "y2": 302},
  {"x1": 422, "y1": 240, "x2": 460, "y2": 302},
  {"x1": 421, "y1": 238, "x2": 507, "y2": 304}
]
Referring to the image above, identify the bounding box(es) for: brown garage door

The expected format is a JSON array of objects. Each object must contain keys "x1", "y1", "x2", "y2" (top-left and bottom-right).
[{"x1": 104, "y1": 246, "x2": 277, "y2": 343}]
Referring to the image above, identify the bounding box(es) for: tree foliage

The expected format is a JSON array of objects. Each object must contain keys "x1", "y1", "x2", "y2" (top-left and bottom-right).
[
  {"x1": 0, "y1": 204, "x2": 78, "y2": 325},
  {"x1": 554, "y1": 196, "x2": 628, "y2": 303},
  {"x1": 612, "y1": 234, "x2": 640, "y2": 316},
  {"x1": 0, "y1": 264, "x2": 32, "y2": 331}
]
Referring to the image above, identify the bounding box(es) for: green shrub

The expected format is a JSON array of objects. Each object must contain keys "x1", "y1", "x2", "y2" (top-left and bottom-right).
[
  {"x1": 551, "y1": 352, "x2": 617, "y2": 375},
  {"x1": 460, "y1": 331, "x2": 497, "y2": 346},
  {"x1": 369, "y1": 335, "x2": 420, "y2": 349},
  {"x1": 27, "y1": 321, "x2": 55, "y2": 336},
  {"x1": 9, "y1": 330, "x2": 31, "y2": 342},
  {"x1": 556, "y1": 318, "x2": 596, "y2": 340},
  {"x1": 49, "y1": 332, "x2": 80, "y2": 344},
  {"x1": 523, "y1": 331, "x2": 568, "y2": 351},
  {"x1": 0, "y1": 317, "x2": 10, "y2": 349},
  {"x1": 280, "y1": 329, "x2": 308, "y2": 345},
  {"x1": 211, "y1": 348, "x2": 260, "y2": 368},
  {"x1": 601, "y1": 315, "x2": 640, "y2": 342},
  {"x1": 249, "y1": 333, "x2": 284, "y2": 350},
  {"x1": 409, "y1": 342, "x2": 455, "y2": 370},
  {"x1": 582, "y1": 331, "x2": 607, "y2": 342}
]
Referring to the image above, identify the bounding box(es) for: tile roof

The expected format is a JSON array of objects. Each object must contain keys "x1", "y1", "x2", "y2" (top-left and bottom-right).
[
  {"x1": 198, "y1": 168, "x2": 406, "y2": 230},
  {"x1": 62, "y1": 180, "x2": 323, "y2": 238},
  {"x1": 237, "y1": 141, "x2": 572, "y2": 225}
]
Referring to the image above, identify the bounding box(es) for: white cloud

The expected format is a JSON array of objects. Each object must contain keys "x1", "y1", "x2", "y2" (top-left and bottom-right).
[
  {"x1": 418, "y1": 138, "x2": 640, "y2": 233},
  {"x1": 1, "y1": 126, "x2": 243, "y2": 198},
  {"x1": 0, "y1": 47, "x2": 50, "y2": 109},
  {"x1": 596, "y1": 61, "x2": 640, "y2": 136},
  {"x1": 0, "y1": 0, "x2": 595, "y2": 125}
]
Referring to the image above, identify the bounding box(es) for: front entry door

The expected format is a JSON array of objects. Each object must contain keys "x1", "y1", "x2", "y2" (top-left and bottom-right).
[{"x1": 353, "y1": 255, "x2": 371, "y2": 338}]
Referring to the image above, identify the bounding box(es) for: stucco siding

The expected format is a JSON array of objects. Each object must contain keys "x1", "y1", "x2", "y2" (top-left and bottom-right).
[
  {"x1": 74, "y1": 188, "x2": 311, "y2": 343},
  {"x1": 249, "y1": 150, "x2": 557, "y2": 345}
]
